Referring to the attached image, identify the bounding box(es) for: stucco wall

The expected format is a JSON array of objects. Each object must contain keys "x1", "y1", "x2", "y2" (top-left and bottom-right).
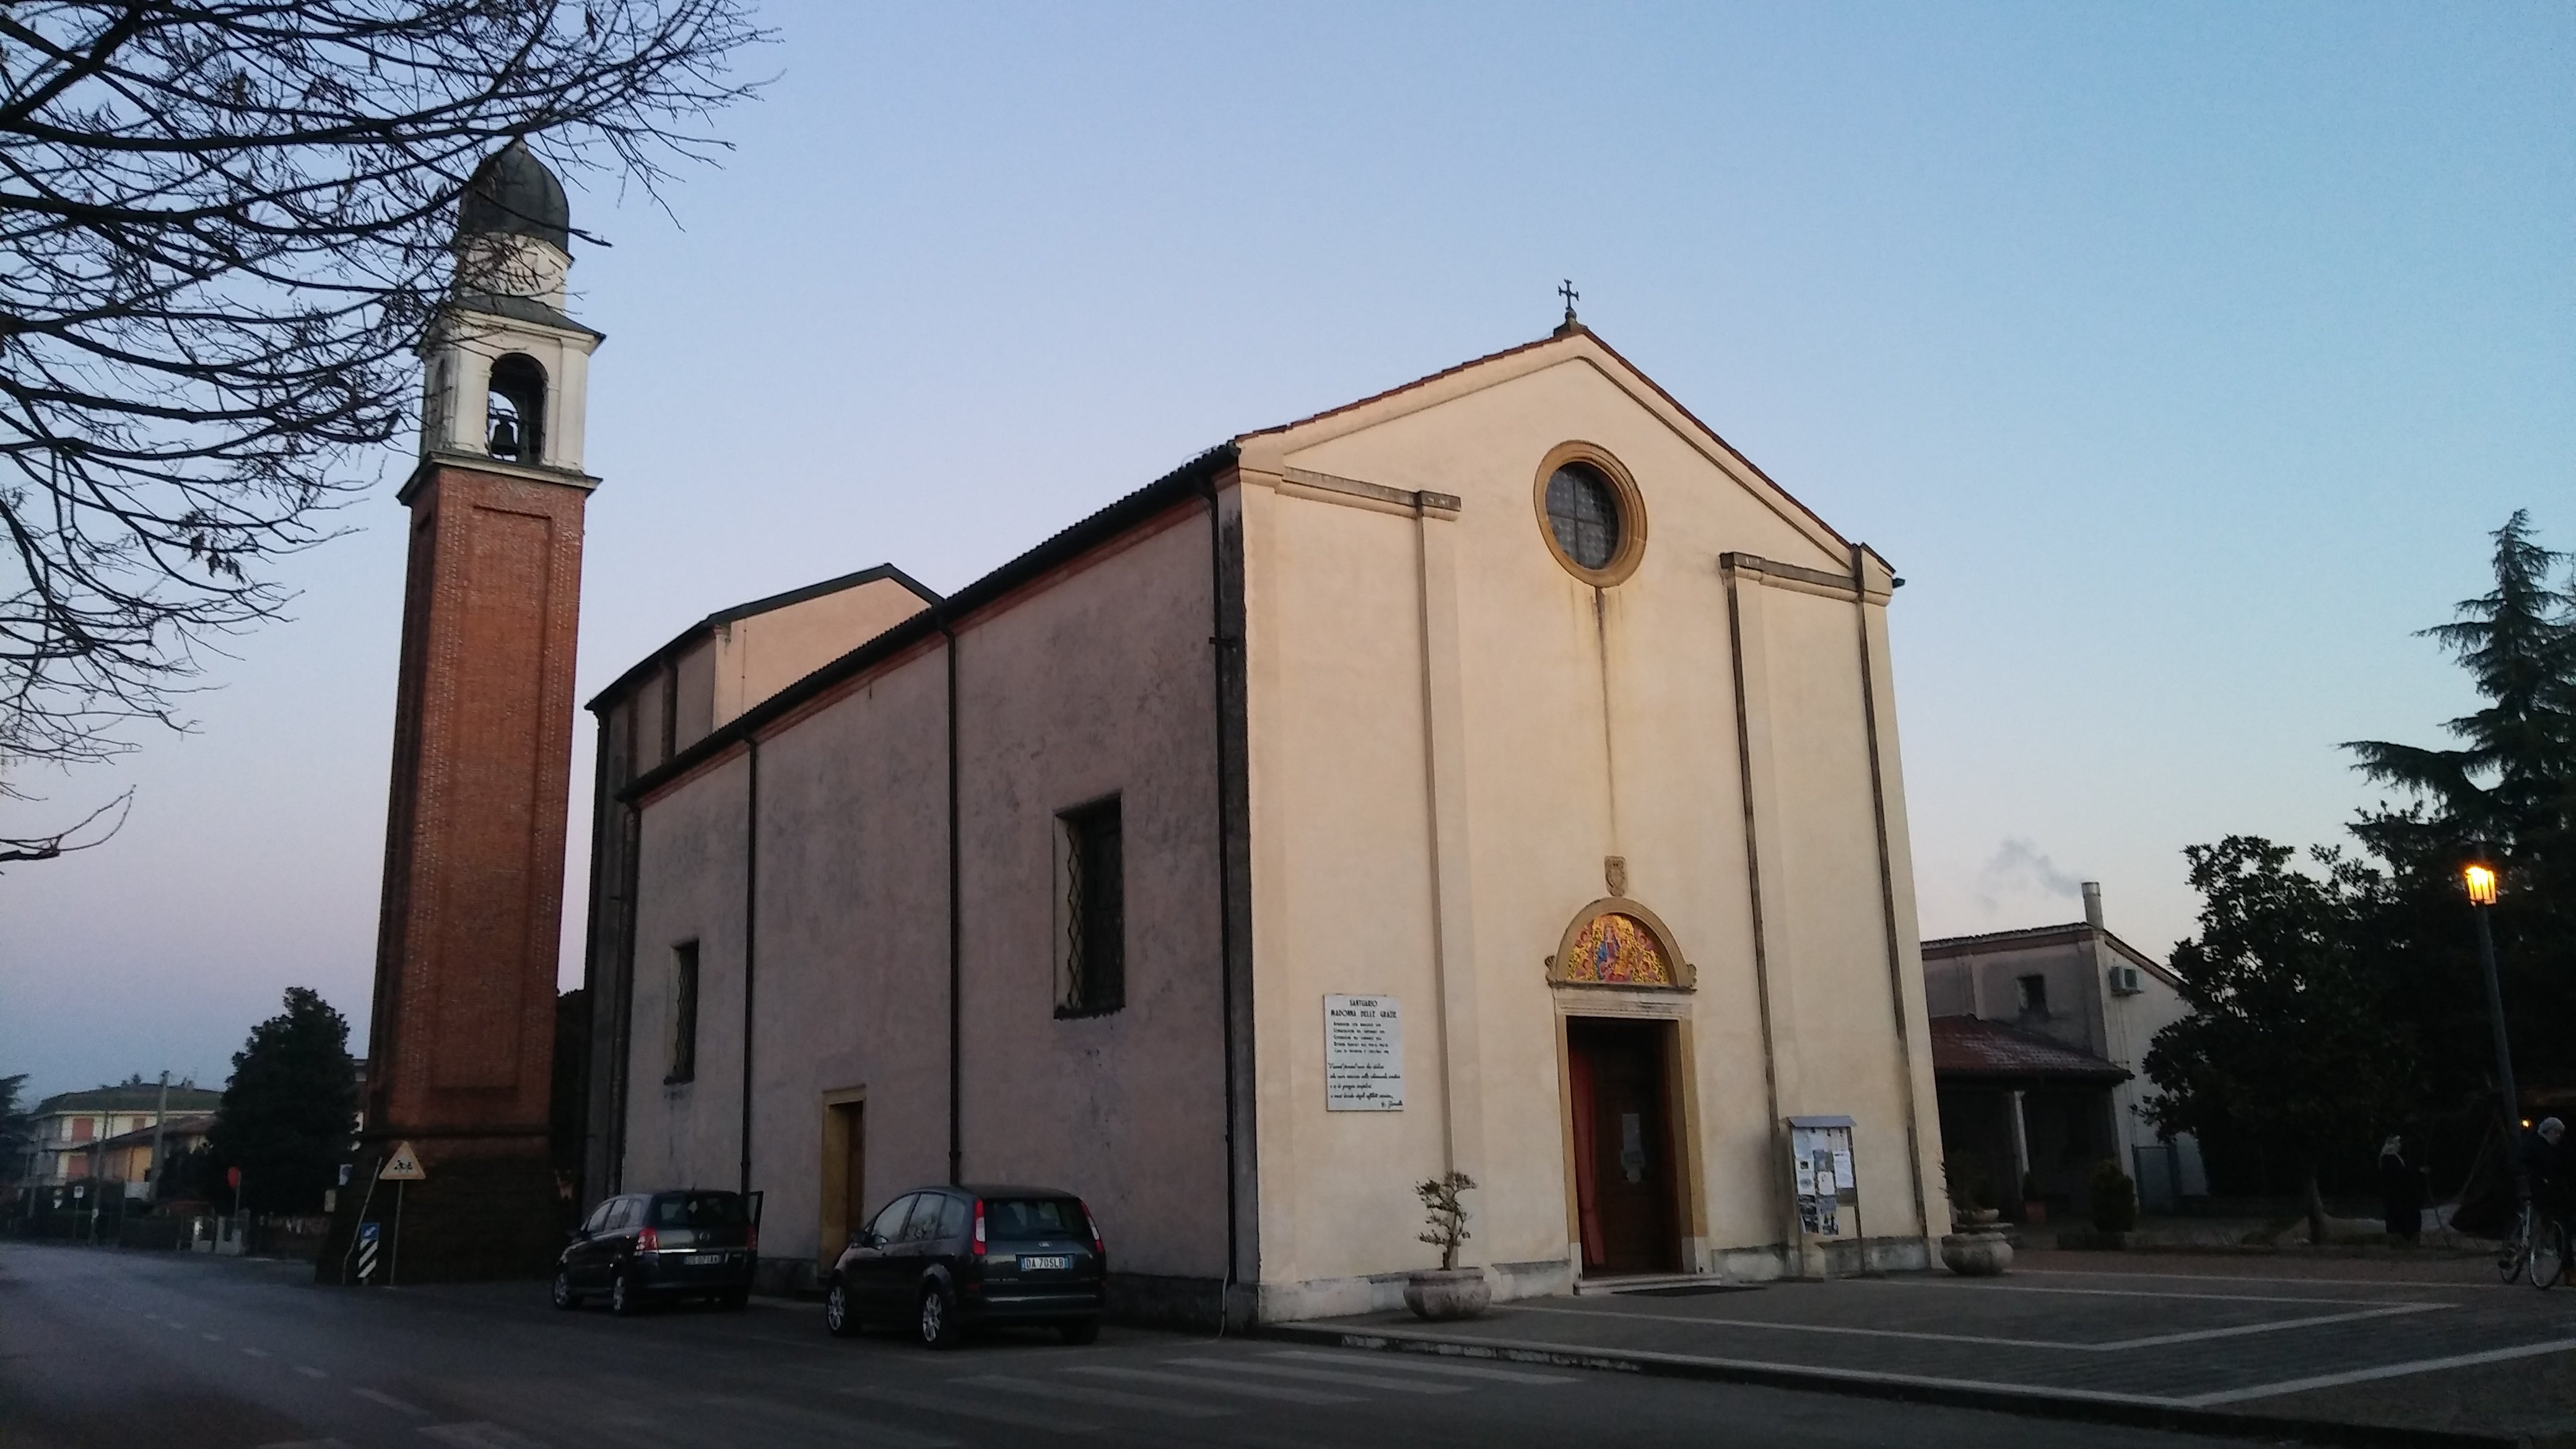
[
  {"x1": 1240, "y1": 344, "x2": 1943, "y2": 1307},
  {"x1": 620, "y1": 505, "x2": 1230, "y2": 1283}
]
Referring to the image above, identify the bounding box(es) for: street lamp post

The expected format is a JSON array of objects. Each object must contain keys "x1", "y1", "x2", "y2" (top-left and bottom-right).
[{"x1": 2464, "y1": 859, "x2": 2525, "y2": 1203}]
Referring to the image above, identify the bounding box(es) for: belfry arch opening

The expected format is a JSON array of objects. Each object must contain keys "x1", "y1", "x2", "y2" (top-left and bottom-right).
[{"x1": 486, "y1": 352, "x2": 547, "y2": 464}]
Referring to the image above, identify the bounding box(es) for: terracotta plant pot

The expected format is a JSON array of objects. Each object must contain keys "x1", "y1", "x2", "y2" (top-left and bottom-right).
[
  {"x1": 1403, "y1": 1267, "x2": 1491, "y2": 1321},
  {"x1": 2022, "y1": 1201, "x2": 2048, "y2": 1226},
  {"x1": 1939, "y1": 1232, "x2": 2014, "y2": 1277}
]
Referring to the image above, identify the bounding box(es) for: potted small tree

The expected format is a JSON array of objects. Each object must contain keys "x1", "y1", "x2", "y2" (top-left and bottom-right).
[
  {"x1": 1944, "y1": 1157, "x2": 2001, "y2": 1227},
  {"x1": 2019, "y1": 1171, "x2": 2048, "y2": 1227},
  {"x1": 2085, "y1": 1159, "x2": 2138, "y2": 1247},
  {"x1": 1403, "y1": 1171, "x2": 1490, "y2": 1321},
  {"x1": 1939, "y1": 1157, "x2": 2012, "y2": 1276}
]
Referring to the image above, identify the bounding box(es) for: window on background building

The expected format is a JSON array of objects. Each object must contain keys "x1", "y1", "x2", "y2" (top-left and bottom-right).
[
  {"x1": 1058, "y1": 796, "x2": 1125, "y2": 1017},
  {"x1": 2017, "y1": 973, "x2": 2048, "y2": 1017},
  {"x1": 669, "y1": 941, "x2": 700, "y2": 1084},
  {"x1": 70, "y1": 1116, "x2": 93, "y2": 1142}
]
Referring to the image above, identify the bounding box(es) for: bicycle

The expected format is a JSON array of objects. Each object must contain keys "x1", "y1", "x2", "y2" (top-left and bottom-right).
[
  {"x1": 2497, "y1": 1201, "x2": 2532, "y2": 1283},
  {"x1": 2532, "y1": 1208, "x2": 2569, "y2": 1290}
]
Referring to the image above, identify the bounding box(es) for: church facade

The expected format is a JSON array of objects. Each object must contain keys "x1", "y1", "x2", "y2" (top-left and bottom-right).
[{"x1": 588, "y1": 322, "x2": 1949, "y2": 1321}]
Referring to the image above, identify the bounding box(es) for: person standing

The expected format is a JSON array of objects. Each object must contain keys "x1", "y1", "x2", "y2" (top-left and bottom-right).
[{"x1": 2378, "y1": 1135, "x2": 2425, "y2": 1244}]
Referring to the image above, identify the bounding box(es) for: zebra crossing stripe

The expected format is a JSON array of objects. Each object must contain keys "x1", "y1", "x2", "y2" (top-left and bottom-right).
[
  {"x1": 1063, "y1": 1365, "x2": 1359, "y2": 1406},
  {"x1": 1162, "y1": 1356, "x2": 1466, "y2": 1394},
  {"x1": 955, "y1": 1373, "x2": 1234, "y2": 1419},
  {"x1": 1266, "y1": 1348, "x2": 1578, "y2": 1384}
]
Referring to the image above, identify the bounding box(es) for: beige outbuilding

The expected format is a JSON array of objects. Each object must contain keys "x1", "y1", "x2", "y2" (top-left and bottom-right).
[{"x1": 583, "y1": 320, "x2": 1951, "y2": 1323}]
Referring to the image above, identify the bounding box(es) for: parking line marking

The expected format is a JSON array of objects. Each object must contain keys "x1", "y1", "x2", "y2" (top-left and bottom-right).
[
  {"x1": 1163, "y1": 1357, "x2": 1465, "y2": 1394},
  {"x1": 2187, "y1": 1338, "x2": 2576, "y2": 1405},
  {"x1": 355, "y1": 1387, "x2": 428, "y2": 1414},
  {"x1": 1266, "y1": 1349, "x2": 1575, "y2": 1384},
  {"x1": 957, "y1": 1373, "x2": 1234, "y2": 1418},
  {"x1": 1880, "y1": 1277, "x2": 2422, "y2": 1307},
  {"x1": 295, "y1": 1365, "x2": 329, "y2": 1379},
  {"x1": 839, "y1": 1383, "x2": 1103, "y2": 1433},
  {"x1": 1066, "y1": 1365, "x2": 1359, "y2": 1405},
  {"x1": 1509, "y1": 1299, "x2": 2445, "y2": 1352}
]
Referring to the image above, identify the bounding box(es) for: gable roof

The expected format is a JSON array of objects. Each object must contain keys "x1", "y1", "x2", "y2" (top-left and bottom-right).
[
  {"x1": 35, "y1": 1084, "x2": 222, "y2": 1115},
  {"x1": 588, "y1": 563, "x2": 942, "y2": 713},
  {"x1": 1929, "y1": 1016, "x2": 2130, "y2": 1084},
  {"x1": 1243, "y1": 322, "x2": 1864, "y2": 568}
]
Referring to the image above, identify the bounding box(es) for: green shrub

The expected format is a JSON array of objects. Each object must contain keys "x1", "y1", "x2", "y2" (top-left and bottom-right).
[
  {"x1": 2087, "y1": 1159, "x2": 2138, "y2": 1234},
  {"x1": 1943, "y1": 1157, "x2": 1993, "y2": 1214}
]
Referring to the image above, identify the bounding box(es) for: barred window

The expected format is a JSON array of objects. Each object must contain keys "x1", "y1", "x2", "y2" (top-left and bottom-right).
[
  {"x1": 1058, "y1": 797, "x2": 1125, "y2": 1017},
  {"x1": 668, "y1": 941, "x2": 700, "y2": 1083}
]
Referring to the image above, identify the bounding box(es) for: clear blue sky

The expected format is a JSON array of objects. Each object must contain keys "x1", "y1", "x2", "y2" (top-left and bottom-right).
[{"x1": 3, "y1": 2, "x2": 2567, "y2": 1097}]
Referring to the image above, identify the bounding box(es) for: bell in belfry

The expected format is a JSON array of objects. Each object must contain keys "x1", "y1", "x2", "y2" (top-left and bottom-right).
[{"x1": 487, "y1": 406, "x2": 521, "y2": 459}]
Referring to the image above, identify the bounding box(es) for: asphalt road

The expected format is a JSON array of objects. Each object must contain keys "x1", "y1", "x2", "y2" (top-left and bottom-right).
[{"x1": 1, "y1": 1243, "x2": 2265, "y2": 1449}]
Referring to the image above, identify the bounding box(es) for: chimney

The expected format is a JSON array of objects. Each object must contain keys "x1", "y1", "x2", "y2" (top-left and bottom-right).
[{"x1": 2082, "y1": 881, "x2": 2104, "y2": 929}]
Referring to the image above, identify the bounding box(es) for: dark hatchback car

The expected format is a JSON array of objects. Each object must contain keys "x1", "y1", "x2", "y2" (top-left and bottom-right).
[
  {"x1": 554, "y1": 1190, "x2": 759, "y2": 1315},
  {"x1": 824, "y1": 1185, "x2": 1104, "y2": 1347}
]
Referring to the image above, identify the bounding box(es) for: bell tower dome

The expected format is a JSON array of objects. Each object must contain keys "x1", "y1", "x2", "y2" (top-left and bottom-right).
[
  {"x1": 419, "y1": 140, "x2": 602, "y2": 472},
  {"x1": 343, "y1": 141, "x2": 603, "y2": 1281}
]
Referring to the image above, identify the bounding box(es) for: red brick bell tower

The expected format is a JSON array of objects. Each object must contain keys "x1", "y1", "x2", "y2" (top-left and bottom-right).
[{"x1": 345, "y1": 142, "x2": 604, "y2": 1280}]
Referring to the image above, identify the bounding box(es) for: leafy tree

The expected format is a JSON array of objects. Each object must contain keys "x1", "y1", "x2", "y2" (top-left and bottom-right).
[
  {"x1": 207, "y1": 988, "x2": 357, "y2": 1214},
  {"x1": 0, "y1": 1073, "x2": 33, "y2": 1186},
  {"x1": 2344, "y1": 512, "x2": 2576, "y2": 1116},
  {"x1": 0, "y1": 0, "x2": 765, "y2": 858},
  {"x1": 2143, "y1": 837, "x2": 2419, "y2": 1243}
]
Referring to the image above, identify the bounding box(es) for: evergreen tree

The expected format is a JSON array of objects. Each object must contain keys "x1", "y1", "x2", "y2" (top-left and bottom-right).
[
  {"x1": 2143, "y1": 837, "x2": 2419, "y2": 1243},
  {"x1": 207, "y1": 989, "x2": 358, "y2": 1215},
  {"x1": 2343, "y1": 511, "x2": 2576, "y2": 1110},
  {"x1": 0, "y1": 1074, "x2": 32, "y2": 1187}
]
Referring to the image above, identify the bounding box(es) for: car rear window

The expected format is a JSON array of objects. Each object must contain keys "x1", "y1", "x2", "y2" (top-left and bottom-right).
[
  {"x1": 653, "y1": 1193, "x2": 746, "y2": 1228},
  {"x1": 983, "y1": 1197, "x2": 1085, "y2": 1242}
]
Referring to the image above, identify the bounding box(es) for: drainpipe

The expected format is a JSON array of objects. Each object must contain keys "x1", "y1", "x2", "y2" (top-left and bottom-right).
[
  {"x1": 942, "y1": 616, "x2": 964, "y2": 1187},
  {"x1": 1203, "y1": 478, "x2": 1241, "y2": 1319},
  {"x1": 739, "y1": 737, "x2": 759, "y2": 1199}
]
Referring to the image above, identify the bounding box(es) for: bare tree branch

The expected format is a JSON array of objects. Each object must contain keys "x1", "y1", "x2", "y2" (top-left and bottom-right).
[{"x1": 0, "y1": 1, "x2": 767, "y2": 829}]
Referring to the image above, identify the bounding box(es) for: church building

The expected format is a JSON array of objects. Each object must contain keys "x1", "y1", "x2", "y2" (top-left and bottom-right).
[{"x1": 583, "y1": 315, "x2": 1950, "y2": 1321}]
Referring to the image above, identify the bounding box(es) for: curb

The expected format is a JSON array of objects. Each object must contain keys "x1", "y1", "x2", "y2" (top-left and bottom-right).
[{"x1": 1255, "y1": 1320, "x2": 2570, "y2": 1449}]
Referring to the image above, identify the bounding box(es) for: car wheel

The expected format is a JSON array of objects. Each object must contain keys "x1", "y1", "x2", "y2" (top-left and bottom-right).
[
  {"x1": 550, "y1": 1269, "x2": 583, "y2": 1311},
  {"x1": 609, "y1": 1266, "x2": 641, "y2": 1316},
  {"x1": 1058, "y1": 1318, "x2": 1100, "y2": 1346},
  {"x1": 916, "y1": 1282, "x2": 960, "y2": 1349},
  {"x1": 824, "y1": 1279, "x2": 862, "y2": 1338}
]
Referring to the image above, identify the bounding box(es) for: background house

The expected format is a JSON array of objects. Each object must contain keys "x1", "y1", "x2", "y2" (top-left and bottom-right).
[
  {"x1": 1922, "y1": 883, "x2": 2207, "y2": 1215},
  {"x1": 22, "y1": 1081, "x2": 219, "y2": 1201}
]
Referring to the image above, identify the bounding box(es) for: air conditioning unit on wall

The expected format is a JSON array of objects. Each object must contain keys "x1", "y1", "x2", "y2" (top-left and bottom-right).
[{"x1": 2108, "y1": 964, "x2": 2144, "y2": 996}]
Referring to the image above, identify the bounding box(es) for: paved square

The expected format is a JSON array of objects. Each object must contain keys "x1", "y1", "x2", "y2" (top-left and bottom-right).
[{"x1": 1300, "y1": 1260, "x2": 2576, "y2": 1427}]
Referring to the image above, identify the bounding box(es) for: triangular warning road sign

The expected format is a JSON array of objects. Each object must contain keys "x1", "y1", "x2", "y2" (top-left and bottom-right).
[{"x1": 378, "y1": 1141, "x2": 427, "y2": 1181}]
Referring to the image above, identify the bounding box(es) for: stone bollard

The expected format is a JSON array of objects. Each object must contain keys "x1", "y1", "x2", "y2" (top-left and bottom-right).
[{"x1": 1939, "y1": 1231, "x2": 2014, "y2": 1276}]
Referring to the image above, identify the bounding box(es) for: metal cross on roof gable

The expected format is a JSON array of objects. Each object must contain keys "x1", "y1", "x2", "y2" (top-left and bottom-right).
[{"x1": 1559, "y1": 279, "x2": 1580, "y2": 324}]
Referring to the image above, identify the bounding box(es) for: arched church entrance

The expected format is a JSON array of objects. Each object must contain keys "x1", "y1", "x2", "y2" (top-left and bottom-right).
[{"x1": 1551, "y1": 897, "x2": 1694, "y2": 1277}]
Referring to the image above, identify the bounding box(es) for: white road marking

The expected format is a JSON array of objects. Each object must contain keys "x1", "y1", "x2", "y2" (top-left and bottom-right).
[
  {"x1": 1065, "y1": 1364, "x2": 1359, "y2": 1405},
  {"x1": 1509, "y1": 1299, "x2": 2445, "y2": 1351},
  {"x1": 957, "y1": 1372, "x2": 1234, "y2": 1418},
  {"x1": 839, "y1": 1383, "x2": 1103, "y2": 1433},
  {"x1": 201, "y1": 1332, "x2": 225, "y2": 1342},
  {"x1": 2016, "y1": 1266, "x2": 2482, "y2": 1293},
  {"x1": 699, "y1": 1395, "x2": 958, "y2": 1448},
  {"x1": 255, "y1": 1440, "x2": 354, "y2": 1448},
  {"x1": 242, "y1": 1347, "x2": 272, "y2": 1358},
  {"x1": 1163, "y1": 1356, "x2": 1465, "y2": 1394},
  {"x1": 419, "y1": 1425, "x2": 552, "y2": 1449},
  {"x1": 1266, "y1": 1349, "x2": 1574, "y2": 1384},
  {"x1": 2187, "y1": 1338, "x2": 2576, "y2": 1405},
  {"x1": 355, "y1": 1387, "x2": 428, "y2": 1414},
  {"x1": 1881, "y1": 1277, "x2": 2424, "y2": 1307},
  {"x1": 295, "y1": 1365, "x2": 329, "y2": 1379}
]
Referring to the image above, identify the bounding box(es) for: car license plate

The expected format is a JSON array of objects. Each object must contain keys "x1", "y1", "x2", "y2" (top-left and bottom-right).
[
  {"x1": 1019, "y1": 1255, "x2": 1070, "y2": 1271},
  {"x1": 685, "y1": 1253, "x2": 722, "y2": 1265}
]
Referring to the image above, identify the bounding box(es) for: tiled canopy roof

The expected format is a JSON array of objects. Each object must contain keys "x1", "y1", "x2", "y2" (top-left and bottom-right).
[{"x1": 1928, "y1": 1016, "x2": 2130, "y2": 1084}]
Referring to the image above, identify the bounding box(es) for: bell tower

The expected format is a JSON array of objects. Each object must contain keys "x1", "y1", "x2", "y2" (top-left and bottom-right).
[{"x1": 348, "y1": 141, "x2": 603, "y2": 1280}]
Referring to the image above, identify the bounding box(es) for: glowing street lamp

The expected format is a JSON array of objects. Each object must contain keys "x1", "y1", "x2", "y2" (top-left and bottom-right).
[{"x1": 2464, "y1": 850, "x2": 2524, "y2": 1202}]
